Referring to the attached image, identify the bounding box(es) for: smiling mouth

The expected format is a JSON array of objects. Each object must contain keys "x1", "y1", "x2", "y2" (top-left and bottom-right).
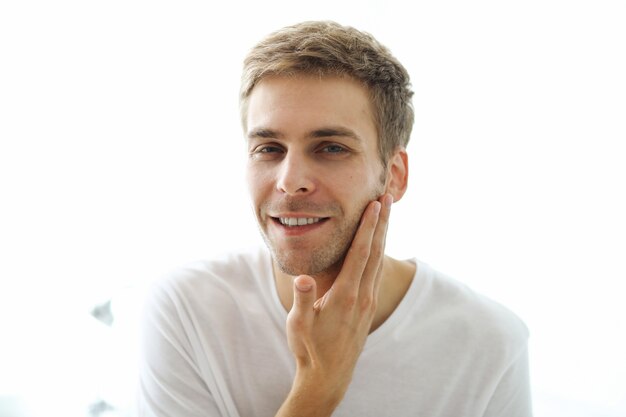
[{"x1": 274, "y1": 217, "x2": 330, "y2": 227}]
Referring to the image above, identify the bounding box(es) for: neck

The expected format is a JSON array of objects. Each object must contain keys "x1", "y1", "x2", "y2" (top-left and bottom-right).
[
  {"x1": 273, "y1": 255, "x2": 416, "y2": 332},
  {"x1": 272, "y1": 261, "x2": 340, "y2": 305}
]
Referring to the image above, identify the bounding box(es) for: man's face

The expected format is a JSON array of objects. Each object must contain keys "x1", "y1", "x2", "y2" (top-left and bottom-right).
[{"x1": 245, "y1": 75, "x2": 387, "y2": 277}]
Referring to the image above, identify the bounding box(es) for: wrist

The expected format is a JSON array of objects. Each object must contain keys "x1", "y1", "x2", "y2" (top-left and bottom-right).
[{"x1": 276, "y1": 369, "x2": 346, "y2": 417}]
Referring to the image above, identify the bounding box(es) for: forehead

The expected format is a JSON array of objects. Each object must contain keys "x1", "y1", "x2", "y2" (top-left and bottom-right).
[{"x1": 245, "y1": 74, "x2": 377, "y2": 144}]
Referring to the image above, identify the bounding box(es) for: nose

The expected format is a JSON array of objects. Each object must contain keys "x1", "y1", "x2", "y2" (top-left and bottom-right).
[{"x1": 276, "y1": 151, "x2": 315, "y2": 195}]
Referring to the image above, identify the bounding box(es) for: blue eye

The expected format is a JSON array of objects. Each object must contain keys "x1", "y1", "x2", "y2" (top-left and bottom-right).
[{"x1": 323, "y1": 144, "x2": 346, "y2": 153}]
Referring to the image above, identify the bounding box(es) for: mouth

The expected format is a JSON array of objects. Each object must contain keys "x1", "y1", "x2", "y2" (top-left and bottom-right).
[
  {"x1": 275, "y1": 217, "x2": 329, "y2": 227},
  {"x1": 269, "y1": 216, "x2": 331, "y2": 234}
]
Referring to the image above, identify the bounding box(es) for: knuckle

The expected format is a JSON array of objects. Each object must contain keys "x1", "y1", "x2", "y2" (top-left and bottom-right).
[
  {"x1": 347, "y1": 246, "x2": 368, "y2": 263},
  {"x1": 343, "y1": 294, "x2": 358, "y2": 310},
  {"x1": 370, "y1": 297, "x2": 378, "y2": 312},
  {"x1": 359, "y1": 295, "x2": 376, "y2": 313},
  {"x1": 355, "y1": 244, "x2": 370, "y2": 261},
  {"x1": 287, "y1": 314, "x2": 307, "y2": 332}
]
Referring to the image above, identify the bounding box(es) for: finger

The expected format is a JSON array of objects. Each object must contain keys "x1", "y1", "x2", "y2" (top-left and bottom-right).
[
  {"x1": 313, "y1": 287, "x2": 332, "y2": 312},
  {"x1": 359, "y1": 193, "x2": 392, "y2": 299},
  {"x1": 331, "y1": 200, "x2": 381, "y2": 300},
  {"x1": 288, "y1": 275, "x2": 317, "y2": 330},
  {"x1": 286, "y1": 275, "x2": 317, "y2": 365}
]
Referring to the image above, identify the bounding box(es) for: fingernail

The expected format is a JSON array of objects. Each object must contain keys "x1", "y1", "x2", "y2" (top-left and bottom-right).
[
  {"x1": 295, "y1": 278, "x2": 313, "y2": 292},
  {"x1": 373, "y1": 201, "x2": 382, "y2": 215}
]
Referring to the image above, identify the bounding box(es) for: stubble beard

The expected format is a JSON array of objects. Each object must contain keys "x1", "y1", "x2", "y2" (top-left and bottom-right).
[
  {"x1": 265, "y1": 210, "x2": 358, "y2": 278},
  {"x1": 258, "y1": 185, "x2": 385, "y2": 278}
]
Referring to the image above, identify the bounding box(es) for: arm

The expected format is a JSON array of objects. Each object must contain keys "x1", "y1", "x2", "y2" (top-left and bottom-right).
[
  {"x1": 137, "y1": 283, "x2": 223, "y2": 417},
  {"x1": 276, "y1": 194, "x2": 393, "y2": 417},
  {"x1": 483, "y1": 346, "x2": 533, "y2": 417}
]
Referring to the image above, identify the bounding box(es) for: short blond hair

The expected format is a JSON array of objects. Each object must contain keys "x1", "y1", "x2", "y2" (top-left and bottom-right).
[{"x1": 240, "y1": 21, "x2": 414, "y2": 164}]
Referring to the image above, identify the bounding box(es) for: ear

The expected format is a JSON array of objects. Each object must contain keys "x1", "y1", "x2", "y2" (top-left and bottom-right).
[{"x1": 384, "y1": 148, "x2": 409, "y2": 203}]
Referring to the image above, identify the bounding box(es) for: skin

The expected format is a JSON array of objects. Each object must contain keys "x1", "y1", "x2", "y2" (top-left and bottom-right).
[{"x1": 245, "y1": 74, "x2": 415, "y2": 416}]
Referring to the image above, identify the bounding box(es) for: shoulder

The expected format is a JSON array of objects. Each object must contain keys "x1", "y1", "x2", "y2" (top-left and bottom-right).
[
  {"x1": 414, "y1": 261, "x2": 529, "y2": 362},
  {"x1": 144, "y1": 246, "x2": 273, "y2": 316}
]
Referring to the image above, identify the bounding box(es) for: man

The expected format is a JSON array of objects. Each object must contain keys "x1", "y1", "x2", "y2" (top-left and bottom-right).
[{"x1": 138, "y1": 21, "x2": 532, "y2": 417}]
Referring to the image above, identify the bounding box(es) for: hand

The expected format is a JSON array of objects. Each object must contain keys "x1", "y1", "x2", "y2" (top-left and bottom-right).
[{"x1": 276, "y1": 194, "x2": 393, "y2": 417}]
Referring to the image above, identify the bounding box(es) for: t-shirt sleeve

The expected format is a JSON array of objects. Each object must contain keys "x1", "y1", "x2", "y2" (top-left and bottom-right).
[
  {"x1": 137, "y1": 280, "x2": 223, "y2": 417},
  {"x1": 483, "y1": 344, "x2": 533, "y2": 417}
]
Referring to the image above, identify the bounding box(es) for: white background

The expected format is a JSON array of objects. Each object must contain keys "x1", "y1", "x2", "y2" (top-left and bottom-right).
[{"x1": 1, "y1": 1, "x2": 625, "y2": 416}]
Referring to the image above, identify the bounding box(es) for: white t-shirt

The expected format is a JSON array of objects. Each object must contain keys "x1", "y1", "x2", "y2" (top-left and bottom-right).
[{"x1": 138, "y1": 247, "x2": 531, "y2": 417}]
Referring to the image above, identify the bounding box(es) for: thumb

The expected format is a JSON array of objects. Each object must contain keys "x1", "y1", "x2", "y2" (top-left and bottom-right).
[{"x1": 290, "y1": 275, "x2": 317, "y2": 323}]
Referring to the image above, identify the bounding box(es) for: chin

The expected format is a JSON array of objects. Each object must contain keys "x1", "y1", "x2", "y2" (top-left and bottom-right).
[{"x1": 270, "y1": 245, "x2": 346, "y2": 278}]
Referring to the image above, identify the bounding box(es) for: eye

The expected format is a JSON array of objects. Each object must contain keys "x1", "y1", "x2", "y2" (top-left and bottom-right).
[
  {"x1": 258, "y1": 145, "x2": 283, "y2": 153},
  {"x1": 320, "y1": 144, "x2": 348, "y2": 154},
  {"x1": 249, "y1": 143, "x2": 284, "y2": 160}
]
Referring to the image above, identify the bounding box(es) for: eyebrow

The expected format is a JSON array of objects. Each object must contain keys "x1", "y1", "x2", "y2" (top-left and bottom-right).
[
  {"x1": 247, "y1": 126, "x2": 361, "y2": 142},
  {"x1": 247, "y1": 128, "x2": 283, "y2": 140},
  {"x1": 309, "y1": 127, "x2": 361, "y2": 142}
]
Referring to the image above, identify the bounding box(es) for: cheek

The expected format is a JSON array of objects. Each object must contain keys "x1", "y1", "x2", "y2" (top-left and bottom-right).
[
  {"x1": 245, "y1": 164, "x2": 259, "y2": 202},
  {"x1": 246, "y1": 164, "x2": 273, "y2": 202}
]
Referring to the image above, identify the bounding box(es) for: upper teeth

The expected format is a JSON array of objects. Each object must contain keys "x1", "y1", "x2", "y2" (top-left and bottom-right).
[{"x1": 279, "y1": 217, "x2": 322, "y2": 226}]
